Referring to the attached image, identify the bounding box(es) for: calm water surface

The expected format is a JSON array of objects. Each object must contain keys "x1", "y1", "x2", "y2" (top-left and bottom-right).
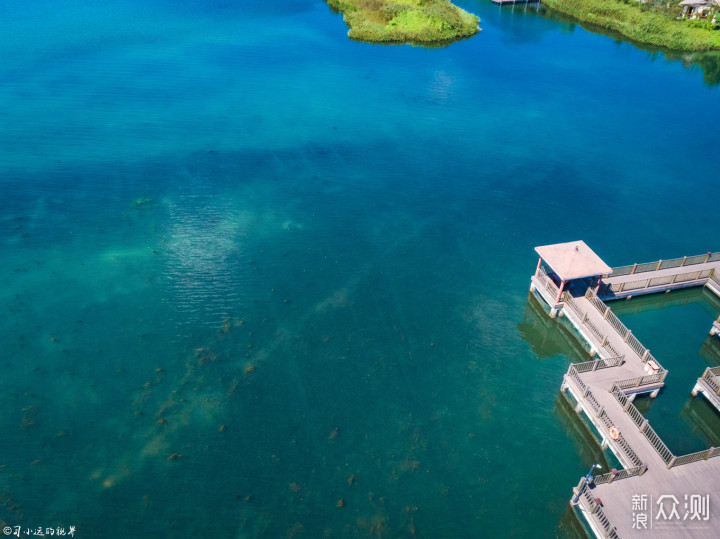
[{"x1": 1, "y1": 0, "x2": 719, "y2": 536}]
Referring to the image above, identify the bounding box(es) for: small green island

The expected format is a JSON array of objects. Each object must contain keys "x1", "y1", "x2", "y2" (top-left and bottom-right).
[
  {"x1": 325, "y1": 0, "x2": 480, "y2": 44},
  {"x1": 543, "y1": 0, "x2": 720, "y2": 50}
]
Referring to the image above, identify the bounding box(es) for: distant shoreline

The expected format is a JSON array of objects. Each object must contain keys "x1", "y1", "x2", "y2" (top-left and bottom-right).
[
  {"x1": 325, "y1": 0, "x2": 480, "y2": 45},
  {"x1": 542, "y1": 0, "x2": 720, "y2": 51}
]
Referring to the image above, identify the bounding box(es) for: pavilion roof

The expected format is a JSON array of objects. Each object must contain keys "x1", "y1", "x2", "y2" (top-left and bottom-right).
[{"x1": 534, "y1": 240, "x2": 612, "y2": 281}]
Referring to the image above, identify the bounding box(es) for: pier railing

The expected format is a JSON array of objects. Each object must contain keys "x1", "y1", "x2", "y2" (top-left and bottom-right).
[
  {"x1": 608, "y1": 382, "x2": 720, "y2": 469},
  {"x1": 536, "y1": 265, "x2": 561, "y2": 303},
  {"x1": 606, "y1": 252, "x2": 720, "y2": 278},
  {"x1": 604, "y1": 268, "x2": 714, "y2": 295},
  {"x1": 577, "y1": 483, "x2": 619, "y2": 538},
  {"x1": 572, "y1": 357, "x2": 624, "y2": 374},
  {"x1": 710, "y1": 271, "x2": 720, "y2": 289},
  {"x1": 700, "y1": 366, "x2": 720, "y2": 396},
  {"x1": 566, "y1": 366, "x2": 644, "y2": 468},
  {"x1": 583, "y1": 289, "x2": 664, "y2": 369},
  {"x1": 592, "y1": 464, "x2": 647, "y2": 485},
  {"x1": 563, "y1": 292, "x2": 624, "y2": 359},
  {"x1": 642, "y1": 423, "x2": 675, "y2": 467},
  {"x1": 671, "y1": 447, "x2": 720, "y2": 467},
  {"x1": 609, "y1": 384, "x2": 673, "y2": 466}
]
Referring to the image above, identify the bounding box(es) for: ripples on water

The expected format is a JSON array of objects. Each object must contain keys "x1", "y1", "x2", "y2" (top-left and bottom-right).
[{"x1": 0, "y1": 0, "x2": 719, "y2": 536}]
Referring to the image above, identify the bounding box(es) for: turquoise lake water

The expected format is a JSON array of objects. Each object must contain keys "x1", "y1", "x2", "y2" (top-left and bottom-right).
[{"x1": 2, "y1": 0, "x2": 720, "y2": 536}]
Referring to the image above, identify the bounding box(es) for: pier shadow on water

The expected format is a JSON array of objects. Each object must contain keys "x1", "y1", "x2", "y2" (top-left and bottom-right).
[
  {"x1": 518, "y1": 293, "x2": 594, "y2": 364},
  {"x1": 554, "y1": 393, "x2": 615, "y2": 472}
]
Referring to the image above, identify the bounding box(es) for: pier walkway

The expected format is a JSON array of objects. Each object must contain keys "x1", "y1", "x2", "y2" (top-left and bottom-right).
[
  {"x1": 530, "y1": 245, "x2": 720, "y2": 537},
  {"x1": 598, "y1": 253, "x2": 720, "y2": 300},
  {"x1": 491, "y1": 0, "x2": 539, "y2": 5}
]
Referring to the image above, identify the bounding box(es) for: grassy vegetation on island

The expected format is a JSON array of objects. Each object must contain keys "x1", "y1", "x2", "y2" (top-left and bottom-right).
[
  {"x1": 542, "y1": 0, "x2": 720, "y2": 50},
  {"x1": 325, "y1": 0, "x2": 480, "y2": 44}
]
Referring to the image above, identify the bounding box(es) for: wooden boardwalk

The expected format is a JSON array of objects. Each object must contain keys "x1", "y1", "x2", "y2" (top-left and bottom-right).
[
  {"x1": 598, "y1": 254, "x2": 720, "y2": 301},
  {"x1": 530, "y1": 250, "x2": 720, "y2": 537},
  {"x1": 491, "y1": 0, "x2": 539, "y2": 5}
]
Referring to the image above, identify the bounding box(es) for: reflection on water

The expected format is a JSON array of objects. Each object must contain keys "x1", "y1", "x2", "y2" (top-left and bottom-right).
[
  {"x1": 530, "y1": 4, "x2": 720, "y2": 85},
  {"x1": 667, "y1": 50, "x2": 720, "y2": 87},
  {"x1": 558, "y1": 503, "x2": 591, "y2": 538},
  {"x1": 517, "y1": 293, "x2": 591, "y2": 363},
  {"x1": 554, "y1": 393, "x2": 612, "y2": 471},
  {"x1": 681, "y1": 397, "x2": 720, "y2": 448},
  {"x1": 610, "y1": 287, "x2": 720, "y2": 317},
  {"x1": 700, "y1": 337, "x2": 720, "y2": 366}
]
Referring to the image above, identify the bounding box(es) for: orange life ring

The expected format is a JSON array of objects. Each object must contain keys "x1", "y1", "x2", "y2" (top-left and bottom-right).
[{"x1": 609, "y1": 427, "x2": 620, "y2": 440}]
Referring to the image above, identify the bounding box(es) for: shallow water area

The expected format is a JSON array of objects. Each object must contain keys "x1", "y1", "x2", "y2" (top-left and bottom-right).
[{"x1": 1, "y1": 0, "x2": 719, "y2": 537}]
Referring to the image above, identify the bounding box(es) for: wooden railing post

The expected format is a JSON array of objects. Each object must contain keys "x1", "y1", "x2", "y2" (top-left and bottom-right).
[
  {"x1": 631, "y1": 263, "x2": 637, "y2": 274},
  {"x1": 681, "y1": 256, "x2": 687, "y2": 267},
  {"x1": 624, "y1": 330, "x2": 632, "y2": 343},
  {"x1": 655, "y1": 260, "x2": 663, "y2": 271}
]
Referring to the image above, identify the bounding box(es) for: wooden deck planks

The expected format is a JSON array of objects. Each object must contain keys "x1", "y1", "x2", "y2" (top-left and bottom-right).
[{"x1": 590, "y1": 461, "x2": 720, "y2": 537}]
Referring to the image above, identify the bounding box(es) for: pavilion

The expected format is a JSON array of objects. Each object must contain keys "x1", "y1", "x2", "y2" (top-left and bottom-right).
[{"x1": 533, "y1": 240, "x2": 612, "y2": 306}]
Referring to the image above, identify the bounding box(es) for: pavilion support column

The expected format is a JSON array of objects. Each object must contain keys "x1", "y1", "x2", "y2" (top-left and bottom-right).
[
  {"x1": 595, "y1": 276, "x2": 603, "y2": 293},
  {"x1": 555, "y1": 280, "x2": 566, "y2": 305},
  {"x1": 535, "y1": 257, "x2": 543, "y2": 277}
]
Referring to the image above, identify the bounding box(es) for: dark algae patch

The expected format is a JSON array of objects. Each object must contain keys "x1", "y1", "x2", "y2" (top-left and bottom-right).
[
  {"x1": 325, "y1": 0, "x2": 480, "y2": 45},
  {"x1": 542, "y1": 0, "x2": 720, "y2": 50}
]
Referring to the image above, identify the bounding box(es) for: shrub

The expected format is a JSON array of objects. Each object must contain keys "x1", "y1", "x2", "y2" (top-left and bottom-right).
[
  {"x1": 542, "y1": 0, "x2": 720, "y2": 50},
  {"x1": 326, "y1": 0, "x2": 479, "y2": 43}
]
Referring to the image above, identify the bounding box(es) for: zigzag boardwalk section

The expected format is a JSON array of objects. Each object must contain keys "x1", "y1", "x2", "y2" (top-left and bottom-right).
[{"x1": 530, "y1": 244, "x2": 720, "y2": 537}]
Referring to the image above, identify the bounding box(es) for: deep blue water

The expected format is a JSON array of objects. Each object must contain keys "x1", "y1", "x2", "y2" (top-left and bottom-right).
[{"x1": 1, "y1": 0, "x2": 719, "y2": 536}]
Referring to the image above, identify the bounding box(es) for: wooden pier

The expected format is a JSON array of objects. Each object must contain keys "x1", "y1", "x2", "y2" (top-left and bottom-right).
[
  {"x1": 711, "y1": 315, "x2": 720, "y2": 338},
  {"x1": 491, "y1": 0, "x2": 539, "y2": 5},
  {"x1": 530, "y1": 243, "x2": 720, "y2": 538}
]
